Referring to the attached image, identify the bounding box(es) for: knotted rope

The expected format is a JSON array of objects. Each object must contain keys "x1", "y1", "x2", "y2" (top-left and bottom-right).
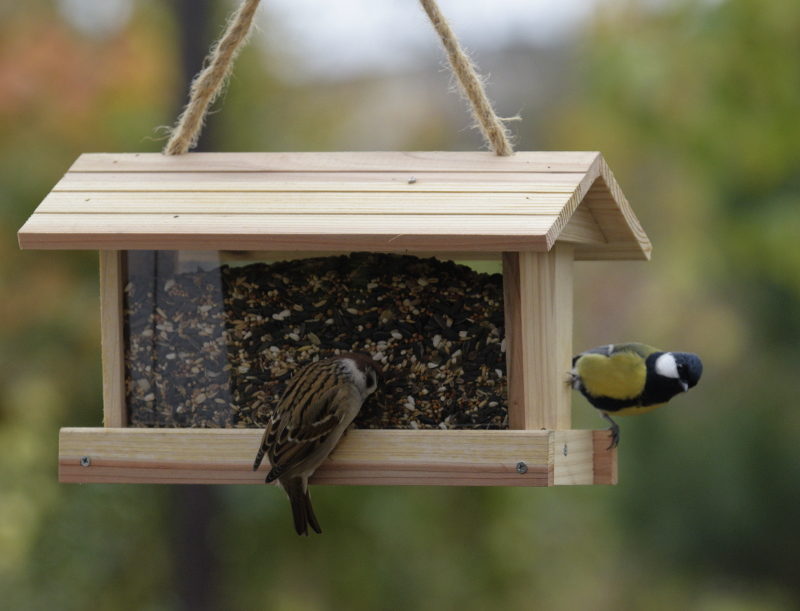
[
  {"x1": 163, "y1": 0, "x2": 515, "y2": 156},
  {"x1": 418, "y1": 0, "x2": 515, "y2": 156},
  {"x1": 164, "y1": 0, "x2": 261, "y2": 156}
]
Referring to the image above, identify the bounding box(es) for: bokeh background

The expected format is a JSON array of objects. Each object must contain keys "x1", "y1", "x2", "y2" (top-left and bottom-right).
[{"x1": 2, "y1": 1, "x2": 799, "y2": 609}]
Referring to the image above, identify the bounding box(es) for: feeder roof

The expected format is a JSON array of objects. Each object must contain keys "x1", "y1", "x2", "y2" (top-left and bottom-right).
[{"x1": 18, "y1": 151, "x2": 651, "y2": 260}]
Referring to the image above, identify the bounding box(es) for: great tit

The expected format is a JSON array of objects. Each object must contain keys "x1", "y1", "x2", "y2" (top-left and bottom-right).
[{"x1": 570, "y1": 343, "x2": 702, "y2": 448}]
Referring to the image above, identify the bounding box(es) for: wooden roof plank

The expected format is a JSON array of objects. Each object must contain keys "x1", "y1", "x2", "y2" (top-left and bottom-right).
[
  {"x1": 54, "y1": 171, "x2": 587, "y2": 191},
  {"x1": 18, "y1": 212, "x2": 556, "y2": 251},
  {"x1": 68, "y1": 151, "x2": 600, "y2": 173},
  {"x1": 37, "y1": 191, "x2": 571, "y2": 215},
  {"x1": 20, "y1": 213, "x2": 557, "y2": 234}
]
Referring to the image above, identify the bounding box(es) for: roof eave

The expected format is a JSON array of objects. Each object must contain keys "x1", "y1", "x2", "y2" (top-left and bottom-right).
[{"x1": 546, "y1": 153, "x2": 652, "y2": 261}]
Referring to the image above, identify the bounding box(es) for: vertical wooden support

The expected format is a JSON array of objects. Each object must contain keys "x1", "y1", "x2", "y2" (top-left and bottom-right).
[
  {"x1": 503, "y1": 244, "x2": 574, "y2": 430},
  {"x1": 100, "y1": 250, "x2": 127, "y2": 427}
]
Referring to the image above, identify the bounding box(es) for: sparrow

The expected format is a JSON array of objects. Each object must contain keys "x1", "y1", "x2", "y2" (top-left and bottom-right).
[
  {"x1": 571, "y1": 343, "x2": 702, "y2": 449},
  {"x1": 253, "y1": 352, "x2": 380, "y2": 535}
]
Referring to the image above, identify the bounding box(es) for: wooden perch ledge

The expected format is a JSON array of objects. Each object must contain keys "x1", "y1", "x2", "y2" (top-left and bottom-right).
[{"x1": 59, "y1": 428, "x2": 616, "y2": 487}]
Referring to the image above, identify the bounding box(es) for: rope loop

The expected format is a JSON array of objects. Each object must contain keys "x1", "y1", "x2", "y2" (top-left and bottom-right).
[{"x1": 164, "y1": 0, "x2": 515, "y2": 156}]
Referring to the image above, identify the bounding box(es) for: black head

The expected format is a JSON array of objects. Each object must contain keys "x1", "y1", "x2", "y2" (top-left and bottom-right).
[
  {"x1": 643, "y1": 351, "x2": 703, "y2": 405},
  {"x1": 674, "y1": 352, "x2": 703, "y2": 389}
]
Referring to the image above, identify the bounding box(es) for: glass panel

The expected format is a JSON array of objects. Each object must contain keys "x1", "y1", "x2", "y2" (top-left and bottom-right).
[{"x1": 123, "y1": 251, "x2": 508, "y2": 429}]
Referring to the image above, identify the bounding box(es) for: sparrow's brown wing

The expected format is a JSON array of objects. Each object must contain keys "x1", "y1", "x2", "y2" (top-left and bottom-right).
[
  {"x1": 255, "y1": 383, "x2": 357, "y2": 481},
  {"x1": 253, "y1": 359, "x2": 338, "y2": 471}
]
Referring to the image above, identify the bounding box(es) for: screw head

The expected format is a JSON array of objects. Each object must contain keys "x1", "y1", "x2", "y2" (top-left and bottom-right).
[
  {"x1": 408, "y1": 176, "x2": 417, "y2": 184},
  {"x1": 515, "y1": 461, "x2": 528, "y2": 474},
  {"x1": 80, "y1": 456, "x2": 91, "y2": 467},
  {"x1": 563, "y1": 444, "x2": 568, "y2": 456}
]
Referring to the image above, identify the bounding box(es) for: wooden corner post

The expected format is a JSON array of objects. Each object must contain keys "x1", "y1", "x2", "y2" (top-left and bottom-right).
[
  {"x1": 100, "y1": 250, "x2": 127, "y2": 427},
  {"x1": 503, "y1": 244, "x2": 574, "y2": 430}
]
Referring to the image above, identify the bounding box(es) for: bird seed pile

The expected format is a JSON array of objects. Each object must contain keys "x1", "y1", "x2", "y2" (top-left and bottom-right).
[{"x1": 124, "y1": 252, "x2": 508, "y2": 429}]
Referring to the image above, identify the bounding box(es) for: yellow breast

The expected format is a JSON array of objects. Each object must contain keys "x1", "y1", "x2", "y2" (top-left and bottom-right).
[{"x1": 576, "y1": 351, "x2": 647, "y2": 401}]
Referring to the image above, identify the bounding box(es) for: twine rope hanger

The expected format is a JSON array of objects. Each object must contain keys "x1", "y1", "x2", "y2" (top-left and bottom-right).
[{"x1": 164, "y1": 0, "x2": 516, "y2": 156}]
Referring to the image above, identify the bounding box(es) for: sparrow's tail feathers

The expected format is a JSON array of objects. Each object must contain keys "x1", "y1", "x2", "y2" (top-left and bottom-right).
[
  {"x1": 253, "y1": 431, "x2": 268, "y2": 471},
  {"x1": 284, "y1": 477, "x2": 322, "y2": 536},
  {"x1": 253, "y1": 446, "x2": 266, "y2": 471},
  {"x1": 305, "y1": 489, "x2": 322, "y2": 534}
]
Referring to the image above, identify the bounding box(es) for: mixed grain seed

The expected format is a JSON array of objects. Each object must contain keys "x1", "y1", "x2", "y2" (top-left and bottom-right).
[{"x1": 124, "y1": 253, "x2": 508, "y2": 429}]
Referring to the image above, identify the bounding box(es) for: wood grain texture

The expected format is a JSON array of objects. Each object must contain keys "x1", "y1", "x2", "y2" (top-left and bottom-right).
[
  {"x1": 67, "y1": 151, "x2": 601, "y2": 173},
  {"x1": 552, "y1": 430, "x2": 617, "y2": 485},
  {"x1": 54, "y1": 172, "x2": 585, "y2": 192},
  {"x1": 18, "y1": 214, "x2": 555, "y2": 251},
  {"x1": 58, "y1": 427, "x2": 613, "y2": 486},
  {"x1": 99, "y1": 251, "x2": 126, "y2": 427},
  {"x1": 502, "y1": 252, "x2": 525, "y2": 429},
  {"x1": 579, "y1": 158, "x2": 652, "y2": 260},
  {"x1": 504, "y1": 245, "x2": 574, "y2": 430},
  {"x1": 592, "y1": 430, "x2": 619, "y2": 485},
  {"x1": 558, "y1": 205, "x2": 607, "y2": 245},
  {"x1": 38, "y1": 191, "x2": 572, "y2": 215},
  {"x1": 573, "y1": 246, "x2": 650, "y2": 261},
  {"x1": 553, "y1": 430, "x2": 594, "y2": 485},
  {"x1": 18, "y1": 152, "x2": 651, "y2": 260},
  {"x1": 545, "y1": 153, "x2": 650, "y2": 260}
]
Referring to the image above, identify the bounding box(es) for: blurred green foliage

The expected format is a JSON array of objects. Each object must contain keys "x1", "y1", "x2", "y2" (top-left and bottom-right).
[{"x1": 1, "y1": 1, "x2": 798, "y2": 609}]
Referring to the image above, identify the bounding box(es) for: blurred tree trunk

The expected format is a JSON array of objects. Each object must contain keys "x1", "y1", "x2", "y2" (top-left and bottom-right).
[
  {"x1": 169, "y1": 2, "x2": 219, "y2": 611},
  {"x1": 169, "y1": 485, "x2": 219, "y2": 611}
]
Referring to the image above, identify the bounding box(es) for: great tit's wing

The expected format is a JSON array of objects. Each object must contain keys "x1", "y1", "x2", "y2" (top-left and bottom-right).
[
  {"x1": 574, "y1": 343, "x2": 658, "y2": 361},
  {"x1": 572, "y1": 344, "x2": 613, "y2": 367},
  {"x1": 608, "y1": 343, "x2": 659, "y2": 359},
  {"x1": 574, "y1": 348, "x2": 649, "y2": 401}
]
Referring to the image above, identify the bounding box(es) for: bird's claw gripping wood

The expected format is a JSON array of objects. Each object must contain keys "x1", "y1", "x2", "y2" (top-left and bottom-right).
[{"x1": 602, "y1": 413, "x2": 620, "y2": 450}]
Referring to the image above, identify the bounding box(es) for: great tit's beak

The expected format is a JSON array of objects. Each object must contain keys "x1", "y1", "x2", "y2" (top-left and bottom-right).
[{"x1": 680, "y1": 381, "x2": 689, "y2": 392}]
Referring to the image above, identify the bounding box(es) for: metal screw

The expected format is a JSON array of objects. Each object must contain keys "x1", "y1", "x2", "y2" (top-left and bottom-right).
[
  {"x1": 80, "y1": 456, "x2": 91, "y2": 467},
  {"x1": 516, "y1": 461, "x2": 528, "y2": 474},
  {"x1": 408, "y1": 176, "x2": 417, "y2": 184},
  {"x1": 563, "y1": 444, "x2": 568, "y2": 456}
]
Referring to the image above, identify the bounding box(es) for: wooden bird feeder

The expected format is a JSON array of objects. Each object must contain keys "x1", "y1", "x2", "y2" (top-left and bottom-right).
[{"x1": 18, "y1": 150, "x2": 650, "y2": 487}]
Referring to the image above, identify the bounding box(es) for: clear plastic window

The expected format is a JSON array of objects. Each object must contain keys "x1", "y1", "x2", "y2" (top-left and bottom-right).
[{"x1": 123, "y1": 251, "x2": 507, "y2": 429}]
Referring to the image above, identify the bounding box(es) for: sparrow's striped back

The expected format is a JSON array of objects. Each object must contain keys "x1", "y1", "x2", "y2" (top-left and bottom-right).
[{"x1": 252, "y1": 356, "x2": 359, "y2": 473}]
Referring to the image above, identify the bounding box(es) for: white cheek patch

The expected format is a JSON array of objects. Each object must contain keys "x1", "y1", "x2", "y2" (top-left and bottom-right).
[
  {"x1": 654, "y1": 353, "x2": 679, "y2": 379},
  {"x1": 341, "y1": 358, "x2": 368, "y2": 393},
  {"x1": 365, "y1": 372, "x2": 377, "y2": 395}
]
